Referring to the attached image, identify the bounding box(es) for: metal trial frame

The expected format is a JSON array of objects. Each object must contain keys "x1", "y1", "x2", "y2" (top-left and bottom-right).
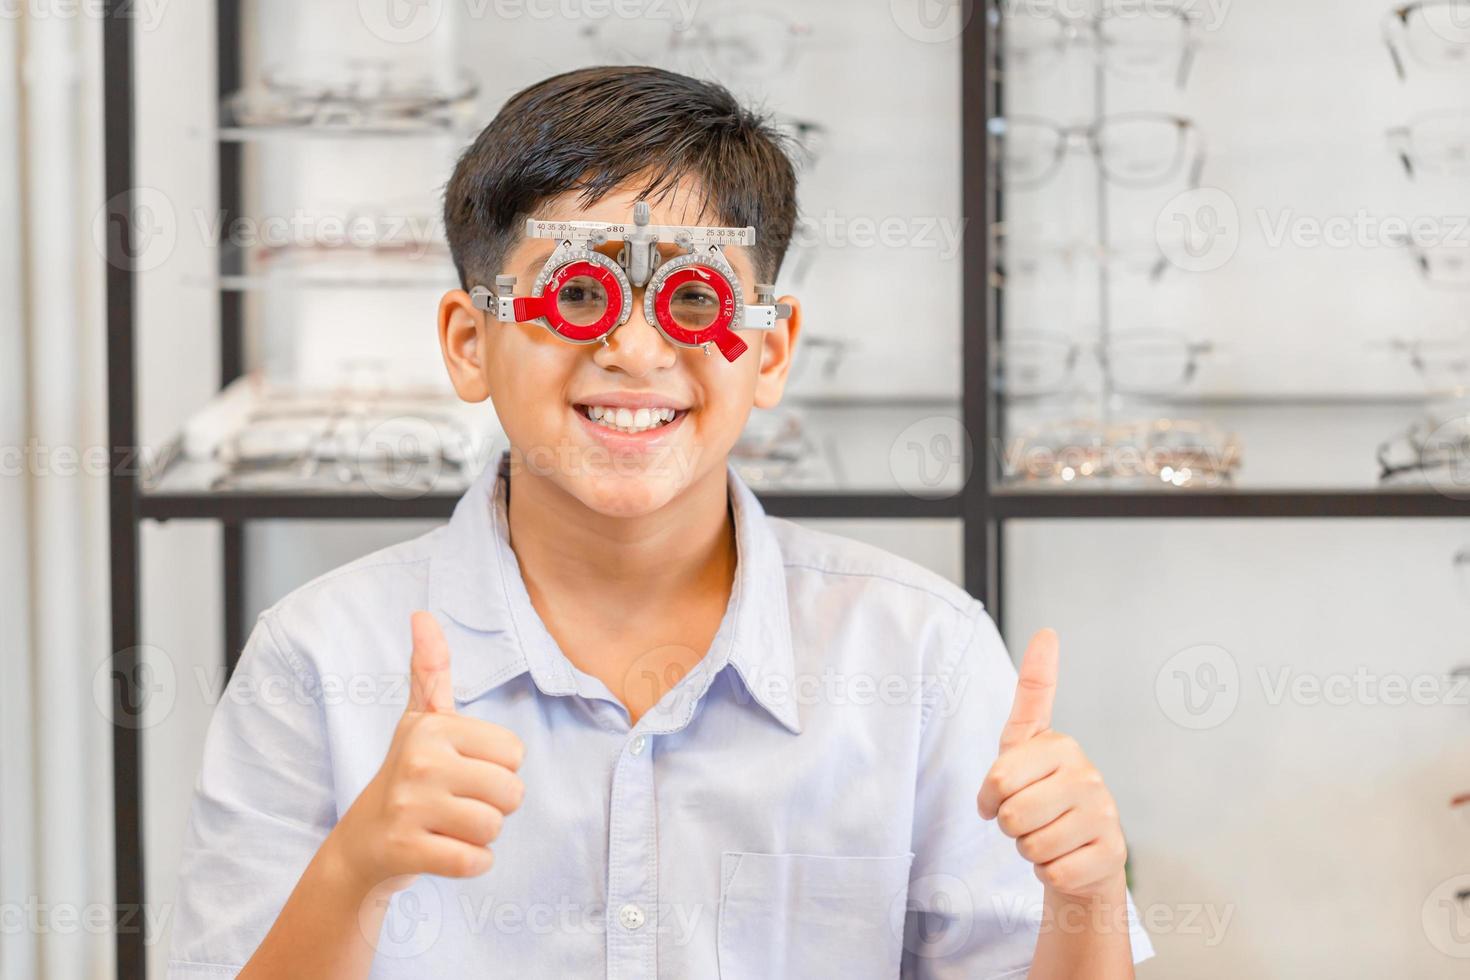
[{"x1": 101, "y1": 4, "x2": 1470, "y2": 977}]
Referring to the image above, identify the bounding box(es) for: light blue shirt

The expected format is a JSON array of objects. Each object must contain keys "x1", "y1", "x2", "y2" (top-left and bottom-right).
[{"x1": 169, "y1": 451, "x2": 1153, "y2": 979}]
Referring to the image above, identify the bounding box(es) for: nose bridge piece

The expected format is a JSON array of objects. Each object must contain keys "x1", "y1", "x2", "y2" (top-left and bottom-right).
[{"x1": 621, "y1": 200, "x2": 657, "y2": 287}]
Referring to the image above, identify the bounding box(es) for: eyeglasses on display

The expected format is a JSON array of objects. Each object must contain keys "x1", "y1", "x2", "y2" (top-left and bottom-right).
[
  {"x1": 990, "y1": 0, "x2": 1199, "y2": 88},
  {"x1": 989, "y1": 112, "x2": 1205, "y2": 189},
  {"x1": 1383, "y1": 1, "x2": 1470, "y2": 79},
  {"x1": 997, "y1": 328, "x2": 1214, "y2": 399}
]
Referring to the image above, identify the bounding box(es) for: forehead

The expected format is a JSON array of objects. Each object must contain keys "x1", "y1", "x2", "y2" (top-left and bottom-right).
[
  {"x1": 508, "y1": 174, "x2": 755, "y2": 279},
  {"x1": 535, "y1": 173, "x2": 718, "y2": 226}
]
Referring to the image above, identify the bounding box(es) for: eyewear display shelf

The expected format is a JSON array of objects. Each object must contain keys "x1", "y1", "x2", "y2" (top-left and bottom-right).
[{"x1": 100, "y1": 5, "x2": 1470, "y2": 979}]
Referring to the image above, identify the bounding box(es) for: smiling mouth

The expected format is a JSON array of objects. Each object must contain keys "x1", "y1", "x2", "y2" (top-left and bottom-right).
[{"x1": 575, "y1": 404, "x2": 689, "y2": 435}]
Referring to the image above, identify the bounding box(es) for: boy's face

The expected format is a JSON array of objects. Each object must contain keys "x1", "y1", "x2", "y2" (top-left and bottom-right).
[{"x1": 438, "y1": 177, "x2": 801, "y2": 518}]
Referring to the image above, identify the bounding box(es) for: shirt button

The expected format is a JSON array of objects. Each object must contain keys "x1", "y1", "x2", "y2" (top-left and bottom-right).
[
  {"x1": 618, "y1": 903, "x2": 646, "y2": 930},
  {"x1": 629, "y1": 735, "x2": 646, "y2": 756}
]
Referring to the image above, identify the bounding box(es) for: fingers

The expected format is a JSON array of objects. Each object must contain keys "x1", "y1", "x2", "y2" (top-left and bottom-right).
[
  {"x1": 998, "y1": 628, "x2": 1060, "y2": 752},
  {"x1": 438, "y1": 714, "x2": 525, "y2": 772},
  {"x1": 445, "y1": 757, "x2": 525, "y2": 815},
  {"x1": 978, "y1": 730, "x2": 1070, "y2": 820},
  {"x1": 408, "y1": 611, "x2": 456, "y2": 715},
  {"x1": 991, "y1": 771, "x2": 1075, "y2": 839},
  {"x1": 425, "y1": 796, "x2": 506, "y2": 848},
  {"x1": 414, "y1": 834, "x2": 497, "y2": 879},
  {"x1": 1034, "y1": 838, "x2": 1129, "y2": 898},
  {"x1": 1015, "y1": 809, "x2": 1098, "y2": 867}
]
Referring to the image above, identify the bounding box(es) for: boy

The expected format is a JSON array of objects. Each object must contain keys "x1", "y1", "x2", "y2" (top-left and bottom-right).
[{"x1": 169, "y1": 66, "x2": 1153, "y2": 979}]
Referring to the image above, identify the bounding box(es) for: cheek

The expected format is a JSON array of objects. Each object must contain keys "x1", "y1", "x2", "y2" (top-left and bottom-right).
[
  {"x1": 484, "y1": 335, "x2": 578, "y2": 432},
  {"x1": 688, "y1": 362, "x2": 757, "y2": 443}
]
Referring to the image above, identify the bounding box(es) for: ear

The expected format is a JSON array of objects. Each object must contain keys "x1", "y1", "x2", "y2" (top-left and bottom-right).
[
  {"x1": 438, "y1": 288, "x2": 491, "y2": 402},
  {"x1": 752, "y1": 294, "x2": 802, "y2": 410}
]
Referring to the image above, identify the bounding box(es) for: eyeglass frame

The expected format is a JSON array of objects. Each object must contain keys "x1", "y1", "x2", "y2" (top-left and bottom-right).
[
  {"x1": 1382, "y1": 1, "x2": 1470, "y2": 81},
  {"x1": 996, "y1": 327, "x2": 1216, "y2": 399},
  {"x1": 988, "y1": 112, "x2": 1207, "y2": 190},
  {"x1": 987, "y1": 0, "x2": 1200, "y2": 90}
]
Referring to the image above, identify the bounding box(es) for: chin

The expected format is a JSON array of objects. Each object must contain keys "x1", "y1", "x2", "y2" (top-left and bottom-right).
[{"x1": 565, "y1": 467, "x2": 688, "y2": 518}]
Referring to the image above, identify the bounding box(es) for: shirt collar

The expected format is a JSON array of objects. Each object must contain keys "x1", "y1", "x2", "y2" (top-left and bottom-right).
[{"x1": 428, "y1": 449, "x2": 801, "y2": 734}]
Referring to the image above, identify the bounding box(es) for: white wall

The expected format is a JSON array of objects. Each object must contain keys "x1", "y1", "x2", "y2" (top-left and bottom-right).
[{"x1": 1005, "y1": 518, "x2": 1470, "y2": 978}]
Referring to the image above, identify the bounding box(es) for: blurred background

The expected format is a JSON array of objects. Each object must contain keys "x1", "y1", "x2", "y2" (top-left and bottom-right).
[{"x1": 4, "y1": 0, "x2": 1470, "y2": 977}]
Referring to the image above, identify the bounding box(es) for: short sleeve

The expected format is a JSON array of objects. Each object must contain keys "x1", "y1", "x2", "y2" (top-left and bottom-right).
[
  {"x1": 168, "y1": 613, "x2": 338, "y2": 978},
  {"x1": 902, "y1": 603, "x2": 1155, "y2": 979}
]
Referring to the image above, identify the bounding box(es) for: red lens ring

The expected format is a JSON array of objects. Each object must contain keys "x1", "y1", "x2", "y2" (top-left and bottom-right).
[
  {"x1": 652, "y1": 265, "x2": 738, "y2": 347},
  {"x1": 535, "y1": 259, "x2": 624, "y2": 342}
]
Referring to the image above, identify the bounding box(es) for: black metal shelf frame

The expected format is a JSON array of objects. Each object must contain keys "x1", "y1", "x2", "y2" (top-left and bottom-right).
[{"x1": 99, "y1": 4, "x2": 1470, "y2": 977}]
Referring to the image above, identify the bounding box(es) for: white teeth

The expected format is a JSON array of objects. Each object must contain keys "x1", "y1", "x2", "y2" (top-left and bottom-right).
[{"x1": 581, "y1": 404, "x2": 681, "y2": 434}]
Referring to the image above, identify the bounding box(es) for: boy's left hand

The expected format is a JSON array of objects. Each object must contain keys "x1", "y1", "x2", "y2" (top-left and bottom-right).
[{"x1": 977, "y1": 629, "x2": 1128, "y2": 901}]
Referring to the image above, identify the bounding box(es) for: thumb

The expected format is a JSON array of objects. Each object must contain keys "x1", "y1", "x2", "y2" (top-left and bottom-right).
[
  {"x1": 407, "y1": 611, "x2": 456, "y2": 714},
  {"x1": 998, "y1": 628, "x2": 1059, "y2": 752}
]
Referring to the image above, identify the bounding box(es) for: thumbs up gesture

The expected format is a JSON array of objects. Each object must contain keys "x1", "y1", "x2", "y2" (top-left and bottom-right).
[
  {"x1": 977, "y1": 630, "x2": 1128, "y2": 901},
  {"x1": 332, "y1": 611, "x2": 526, "y2": 894}
]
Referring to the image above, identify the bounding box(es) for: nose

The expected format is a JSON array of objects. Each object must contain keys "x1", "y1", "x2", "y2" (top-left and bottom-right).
[{"x1": 592, "y1": 294, "x2": 679, "y2": 377}]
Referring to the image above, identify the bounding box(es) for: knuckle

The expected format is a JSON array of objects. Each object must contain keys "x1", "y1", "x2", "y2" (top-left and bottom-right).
[
  {"x1": 451, "y1": 849, "x2": 480, "y2": 877},
  {"x1": 504, "y1": 733, "x2": 526, "y2": 770},
  {"x1": 995, "y1": 801, "x2": 1024, "y2": 837},
  {"x1": 402, "y1": 753, "x2": 434, "y2": 783},
  {"x1": 384, "y1": 828, "x2": 414, "y2": 859},
  {"x1": 482, "y1": 808, "x2": 505, "y2": 843},
  {"x1": 386, "y1": 789, "x2": 416, "y2": 819},
  {"x1": 502, "y1": 774, "x2": 527, "y2": 811},
  {"x1": 1043, "y1": 863, "x2": 1075, "y2": 893}
]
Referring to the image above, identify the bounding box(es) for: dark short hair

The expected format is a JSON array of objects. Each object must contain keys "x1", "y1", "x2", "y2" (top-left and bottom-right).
[{"x1": 442, "y1": 65, "x2": 799, "y2": 289}]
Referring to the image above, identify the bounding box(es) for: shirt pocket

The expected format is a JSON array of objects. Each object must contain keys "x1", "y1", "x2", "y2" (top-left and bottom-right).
[{"x1": 716, "y1": 851, "x2": 915, "y2": 980}]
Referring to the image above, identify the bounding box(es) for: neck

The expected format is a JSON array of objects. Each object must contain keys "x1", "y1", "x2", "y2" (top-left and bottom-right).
[{"x1": 504, "y1": 458, "x2": 737, "y2": 615}]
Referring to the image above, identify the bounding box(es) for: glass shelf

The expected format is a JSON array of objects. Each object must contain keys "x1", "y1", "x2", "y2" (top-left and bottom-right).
[
  {"x1": 217, "y1": 94, "x2": 479, "y2": 142},
  {"x1": 993, "y1": 399, "x2": 1470, "y2": 510},
  {"x1": 211, "y1": 241, "x2": 458, "y2": 292},
  {"x1": 139, "y1": 395, "x2": 969, "y2": 520}
]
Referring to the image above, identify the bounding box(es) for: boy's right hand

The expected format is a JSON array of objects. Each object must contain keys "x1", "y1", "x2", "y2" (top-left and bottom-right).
[{"x1": 331, "y1": 610, "x2": 526, "y2": 894}]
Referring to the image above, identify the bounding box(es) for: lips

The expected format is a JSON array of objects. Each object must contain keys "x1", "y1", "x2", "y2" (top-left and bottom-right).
[
  {"x1": 579, "y1": 404, "x2": 680, "y2": 434},
  {"x1": 571, "y1": 402, "x2": 688, "y2": 448}
]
